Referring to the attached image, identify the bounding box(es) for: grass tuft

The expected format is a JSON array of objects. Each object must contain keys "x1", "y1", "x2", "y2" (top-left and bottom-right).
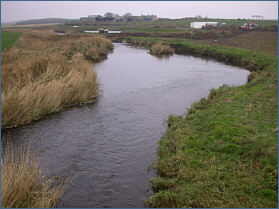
[
  {"x1": 150, "y1": 43, "x2": 174, "y2": 55},
  {"x1": 1, "y1": 141, "x2": 67, "y2": 208}
]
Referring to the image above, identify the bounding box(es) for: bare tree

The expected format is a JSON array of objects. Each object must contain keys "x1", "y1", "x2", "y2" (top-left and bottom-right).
[
  {"x1": 123, "y1": 13, "x2": 133, "y2": 17},
  {"x1": 104, "y1": 12, "x2": 114, "y2": 18}
]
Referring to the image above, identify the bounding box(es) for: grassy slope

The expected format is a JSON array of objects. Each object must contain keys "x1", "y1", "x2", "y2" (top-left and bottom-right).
[
  {"x1": 1, "y1": 31, "x2": 21, "y2": 51},
  {"x1": 130, "y1": 37, "x2": 278, "y2": 207}
]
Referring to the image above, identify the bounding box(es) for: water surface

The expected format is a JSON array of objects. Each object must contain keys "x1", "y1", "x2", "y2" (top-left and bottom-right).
[{"x1": 2, "y1": 43, "x2": 250, "y2": 208}]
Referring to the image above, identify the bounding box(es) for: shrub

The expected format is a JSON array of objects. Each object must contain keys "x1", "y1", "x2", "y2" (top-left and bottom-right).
[{"x1": 150, "y1": 43, "x2": 174, "y2": 55}]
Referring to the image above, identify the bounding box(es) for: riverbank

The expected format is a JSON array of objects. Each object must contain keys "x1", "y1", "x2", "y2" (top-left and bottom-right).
[
  {"x1": 1, "y1": 29, "x2": 114, "y2": 128},
  {"x1": 1, "y1": 29, "x2": 114, "y2": 207},
  {"x1": 129, "y1": 37, "x2": 278, "y2": 207}
]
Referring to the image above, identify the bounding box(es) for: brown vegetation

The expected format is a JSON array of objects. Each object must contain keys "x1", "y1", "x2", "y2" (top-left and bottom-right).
[
  {"x1": 1, "y1": 29, "x2": 114, "y2": 128},
  {"x1": 1, "y1": 142, "x2": 66, "y2": 208},
  {"x1": 150, "y1": 43, "x2": 174, "y2": 55}
]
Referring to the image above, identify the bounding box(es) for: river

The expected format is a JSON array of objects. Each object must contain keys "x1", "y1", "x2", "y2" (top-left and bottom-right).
[{"x1": 1, "y1": 43, "x2": 250, "y2": 208}]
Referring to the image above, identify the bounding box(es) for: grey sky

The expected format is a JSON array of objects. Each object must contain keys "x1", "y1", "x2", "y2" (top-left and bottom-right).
[{"x1": 1, "y1": 1, "x2": 278, "y2": 23}]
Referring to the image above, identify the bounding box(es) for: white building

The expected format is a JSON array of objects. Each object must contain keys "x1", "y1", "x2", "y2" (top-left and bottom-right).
[{"x1": 190, "y1": 22, "x2": 219, "y2": 29}]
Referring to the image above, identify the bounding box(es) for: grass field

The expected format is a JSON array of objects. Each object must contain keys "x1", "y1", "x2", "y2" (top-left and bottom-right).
[
  {"x1": 137, "y1": 27, "x2": 185, "y2": 33},
  {"x1": 194, "y1": 31, "x2": 278, "y2": 56},
  {"x1": 52, "y1": 18, "x2": 278, "y2": 34},
  {"x1": 157, "y1": 18, "x2": 278, "y2": 28},
  {"x1": 1, "y1": 31, "x2": 21, "y2": 51}
]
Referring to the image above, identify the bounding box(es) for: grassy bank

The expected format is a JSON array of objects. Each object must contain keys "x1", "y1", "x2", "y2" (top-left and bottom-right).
[
  {"x1": 1, "y1": 31, "x2": 22, "y2": 51},
  {"x1": 1, "y1": 142, "x2": 66, "y2": 208},
  {"x1": 132, "y1": 37, "x2": 278, "y2": 207},
  {"x1": 1, "y1": 29, "x2": 114, "y2": 128},
  {"x1": 129, "y1": 36, "x2": 277, "y2": 70}
]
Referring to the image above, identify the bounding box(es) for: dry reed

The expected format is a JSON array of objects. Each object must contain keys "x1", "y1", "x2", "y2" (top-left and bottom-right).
[
  {"x1": 1, "y1": 142, "x2": 66, "y2": 208},
  {"x1": 150, "y1": 43, "x2": 174, "y2": 55},
  {"x1": 1, "y1": 29, "x2": 113, "y2": 128}
]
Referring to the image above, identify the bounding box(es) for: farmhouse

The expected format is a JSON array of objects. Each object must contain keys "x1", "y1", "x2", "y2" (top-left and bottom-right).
[
  {"x1": 88, "y1": 15, "x2": 104, "y2": 22},
  {"x1": 113, "y1": 16, "x2": 125, "y2": 22},
  {"x1": 137, "y1": 14, "x2": 158, "y2": 22}
]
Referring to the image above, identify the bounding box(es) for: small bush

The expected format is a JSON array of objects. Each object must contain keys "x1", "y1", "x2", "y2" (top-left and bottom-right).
[{"x1": 150, "y1": 43, "x2": 174, "y2": 55}]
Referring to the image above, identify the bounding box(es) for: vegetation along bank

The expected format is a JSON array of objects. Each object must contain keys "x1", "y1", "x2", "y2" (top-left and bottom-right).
[
  {"x1": 127, "y1": 37, "x2": 278, "y2": 208},
  {"x1": 1, "y1": 22, "x2": 277, "y2": 207},
  {"x1": 1, "y1": 29, "x2": 114, "y2": 128},
  {"x1": 1, "y1": 29, "x2": 114, "y2": 207},
  {"x1": 1, "y1": 142, "x2": 67, "y2": 208}
]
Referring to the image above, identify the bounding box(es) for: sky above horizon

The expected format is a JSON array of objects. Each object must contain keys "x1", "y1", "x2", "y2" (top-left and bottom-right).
[{"x1": 1, "y1": 1, "x2": 278, "y2": 23}]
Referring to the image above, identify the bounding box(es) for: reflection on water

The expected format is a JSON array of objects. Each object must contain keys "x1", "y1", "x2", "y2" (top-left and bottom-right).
[{"x1": 1, "y1": 43, "x2": 250, "y2": 208}]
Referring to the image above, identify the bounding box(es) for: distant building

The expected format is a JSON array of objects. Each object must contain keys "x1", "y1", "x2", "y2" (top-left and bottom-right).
[
  {"x1": 125, "y1": 16, "x2": 138, "y2": 22},
  {"x1": 185, "y1": 17, "x2": 198, "y2": 19},
  {"x1": 113, "y1": 16, "x2": 125, "y2": 22},
  {"x1": 190, "y1": 22, "x2": 218, "y2": 28},
  {"x1": 104, "y1": 17, "x2": 114, "y2": 22},
  {"x1": 80, "y1": 17, "x2": 87, "y2": 23},
  {"x1": 88, "y1": 15, "x2": 103, "y2": 22},
  {"x1": 137, "y1": 14, "x2": 158, "y2": 22}
]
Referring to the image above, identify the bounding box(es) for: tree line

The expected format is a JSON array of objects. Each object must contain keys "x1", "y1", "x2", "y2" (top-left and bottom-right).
[{"x1": 15, "y1": 18, "x2": 78, "y2": 25}]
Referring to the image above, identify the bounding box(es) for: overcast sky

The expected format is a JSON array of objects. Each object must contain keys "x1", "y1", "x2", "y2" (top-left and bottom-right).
[{"x1": 1, "y1": 1, "x2": 278, "y2": 23}]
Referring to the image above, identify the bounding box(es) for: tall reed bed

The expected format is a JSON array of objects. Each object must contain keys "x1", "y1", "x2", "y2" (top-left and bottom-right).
[
  {"x1": 1, "y1": 141, "x2": 66, "y2": 208},
  {"x1": 1, "y1": 29, "x2": 114, "y2": 128}
]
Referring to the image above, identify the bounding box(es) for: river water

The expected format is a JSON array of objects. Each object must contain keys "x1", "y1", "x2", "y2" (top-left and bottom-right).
[{"x1": 1, "y1": 43, "x2": 250, "y2": 208}]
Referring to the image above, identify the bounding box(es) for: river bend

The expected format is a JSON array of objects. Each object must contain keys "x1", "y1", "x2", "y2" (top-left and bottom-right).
[{"x1": 1, "y1": 43, "x2": 250, "y2": 208}]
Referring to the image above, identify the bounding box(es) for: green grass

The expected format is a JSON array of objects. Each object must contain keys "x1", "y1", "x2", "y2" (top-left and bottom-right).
[
  {"x1": 52, "y1": 18, "x2": 277, "y2": 34},
  {"x1": 1, "y1": 31, "x2": 21, "y2": 51},
  {"x1": 160, "y1": 18, "x2": 278, "y2": 27},
  {"x1": 128, "y1": 37, "x2": 277, "y2": 71},
  {"x1": 135, "y1": 37, "x2": 278, "y2": 208},
  {"x1": 136, "y1": 27, "x2": 185, "y2": 33}
]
